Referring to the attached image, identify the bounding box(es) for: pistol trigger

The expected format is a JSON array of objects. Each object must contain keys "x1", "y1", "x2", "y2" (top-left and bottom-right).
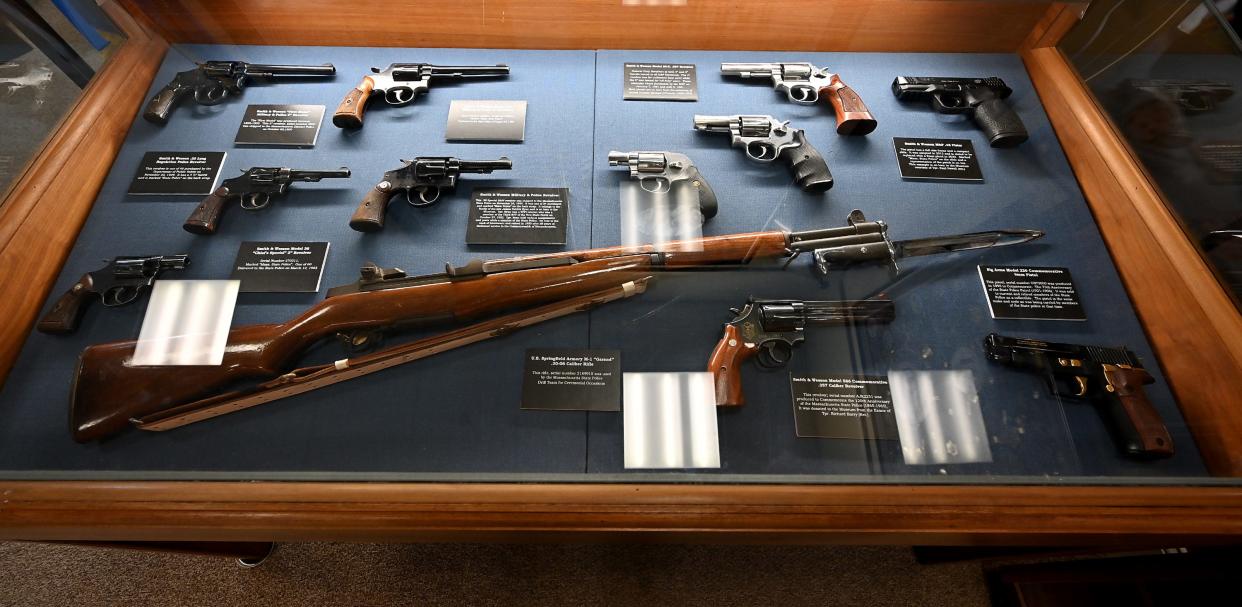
[{"x1": 1074, "y1": 376, "x2": 1090, "y2": 398}]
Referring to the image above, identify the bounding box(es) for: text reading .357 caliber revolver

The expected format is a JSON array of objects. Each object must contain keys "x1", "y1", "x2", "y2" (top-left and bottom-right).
[
  {"x1": 333, "y1": 63, "x2": 509, "y2": 129},
  {"x1": 694, "y1": 114, "x2": 833, "y2": 193},
  {"x1": 721, "y1": 62, "x2": 878, "y2": 135}
]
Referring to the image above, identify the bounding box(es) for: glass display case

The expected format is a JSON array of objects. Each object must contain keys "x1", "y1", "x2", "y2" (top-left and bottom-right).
[{"x1": 0, "y1": 0, "x2": 1239, "y2": 544}]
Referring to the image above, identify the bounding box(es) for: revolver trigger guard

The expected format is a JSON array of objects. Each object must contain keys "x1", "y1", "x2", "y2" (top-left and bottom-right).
[
  {"x1": 787, "y1": 84, "x2": 818, "y2": 104},
  {"x1": 745, "y1": 140, "x2": 778, "y2": 162},
  {"x1": 385, "y1": 87, "x2": 416, "y2": 105},
  {"x1": 639, "y1": 176, "x2": 671, "y2": 194},
  {"x1": 407, "y1": 187, "x2": 440, "y2": 207},
  {"x1": 240, "y1": 192, "x2": 270, "y2": 210},
  {"x1": 193, "y1": 83, "x2": 228, "y2": 105},
  {"x1": 756, "y1": 340, "x2": 793, "y2": 369},
  {"x1": 102, "y1": 286, "x2": 139, "y2": 307}
]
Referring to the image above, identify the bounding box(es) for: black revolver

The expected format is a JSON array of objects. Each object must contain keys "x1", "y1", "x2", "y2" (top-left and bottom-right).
[
  {"x1": 892, "y1": 76, "x2": 1028, "y2": 147},
  {"x1": 351, "y1": 157, "x2": 513, "y2": 232},
  {"x1": 708, "y1": 297, "x2": 896, "y2": 406},
  {"x1": 185, "y1": 167, "x2": 352, "y2": 235},
  {"x1": 37, "y1": 254, "x2": 189, "y2": 334},
  {"x1": 144, "y1": 61, "x2": 336, "y2": 125},
  {"x1": 693, "y1": 114, "x2": 833, "y2": 193},
  {"x1": 983, "y1": 333, "x2": 1174, "y2": 459}
]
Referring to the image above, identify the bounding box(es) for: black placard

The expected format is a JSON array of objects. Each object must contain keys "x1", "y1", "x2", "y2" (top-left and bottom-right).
[
  {"x1": 623, "y1": 63, "x2": 698, "y2": 101},
  {"x1": 233, "y1": 104, "x2": 325, "y2": 147},
  {"x1": 1195, "y1": 141, "x2": 1242, "y2": 184},
  {"x1": 445, "y1": 100, "x2": 527, "y2": 141},
  {"x1": 978, "y1": 265, "x2": 1086, "y2": 321},
  {"x1": 127, "y1": 151, "x2": 226, "y2": 195},
  {"x1": 229, "y1": 241, "x2": 330, "y2": 293},
  {"x1": 893, "y1": 137, "x2": 983, "y2": 181},
  {"x1": 789, "y1": 374, "x2": 899, "y2": 440},
  {"x1": 521, "y1": 349, "x2": 621, "y2": 411},
  {"x1": 466, "y1": 187, "x2": 569, "y2": 245}
]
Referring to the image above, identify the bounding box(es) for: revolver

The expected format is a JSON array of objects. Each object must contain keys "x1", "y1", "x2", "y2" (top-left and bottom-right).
[
  {"x1": 184, "y1": 167, "x2": 352, "y2": 235},
  {"x1": 351, "y1": 156, "x2": 513, "y2": 232},
  {"x1": 708, "y1": 297, "x2": 896, "y2": 406},
  {"x1": 983, "y1": 333, "x2": 1174, "y2": 459},
  {"x1": 1124, "y1": 79, "x2": 1233, "y2": 114},
  {"x1": 892, "y1": 76, "x2": 1028, "y2": 147},
  {"x1": 721, "y1": 62, "x2": 877, "y2": 135},
  {"x1": 333, "y1": 63, "x2": 510, "y2": 129},
  {"x1": 143, "y1": 61, "x2": 336, "y2": 125},
  {"x1": 606, "y1": 151, "x2": 718, "y2": 220},
  {"x1": 37, "y1": 255, "x2": 190, "y2": 334},
  {"x1": 693, "y1": 114, "x2": 833, "y2": 193}
]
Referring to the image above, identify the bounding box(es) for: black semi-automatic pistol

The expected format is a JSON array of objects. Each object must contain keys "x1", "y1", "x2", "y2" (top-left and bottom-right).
[
  {"x1": 184, "y1": 166, "x2": 352, "y2": 235},
  {"x1": 37, "y1": 254, "x2": 190, "y2": 334},
  {"x1": 144, "y1": 61, "x2": 336, "y2": 125},
  {"x1": 983, "y1": 333, "x2": 1174, "y2": 459},
  {"x1": 892, "y1": 76, "x2": 1028, "y2": 147}
]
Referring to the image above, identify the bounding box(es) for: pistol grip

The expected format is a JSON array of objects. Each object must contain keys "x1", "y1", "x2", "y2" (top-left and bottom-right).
[
  {"x1": 708, "y1": 324, "x2": 758, "y2": 406},
  {"x1": 350, "y1": 186, "x2": 397, "y2": 232},
  {"x1": 183, "y1": 187, "x2": 232, "y2": 235},
  {"x1": 778, "y1": 130, "x2": 834, "y2": 193},
  {"x1": 1101, "y1": 366, "x2": 1174, "y2": 458},
  {"x1": 822, "y1": 77, "x2": 877, "y2": 135},
  {"x1": 37, "y1": 273, "x2": 96, "y2": 334},
  {"x1": 333, "y1": 77, "x2": 376, "y2": 128},
  {"x1": 972, "y1": 97, "x2": 1028, "y2": 147},
  {"x1": 143, "y1": 83, "x2": 192, "y2": 125}
]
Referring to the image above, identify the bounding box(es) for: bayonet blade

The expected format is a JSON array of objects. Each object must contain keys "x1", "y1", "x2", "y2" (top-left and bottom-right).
[{"x1": 892, "y1": 229, "x2": 1044, "y2": 259}]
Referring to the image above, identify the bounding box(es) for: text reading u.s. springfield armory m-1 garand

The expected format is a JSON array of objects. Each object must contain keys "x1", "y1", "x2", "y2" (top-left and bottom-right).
[{"x1": 68, "y1": 213, "x2": 1042, "y2": 441}]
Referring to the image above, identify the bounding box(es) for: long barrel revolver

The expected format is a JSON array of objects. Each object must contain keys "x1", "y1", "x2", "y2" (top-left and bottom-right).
[
  {"x1": 721, "y1": 62, "x2": 877, "y2": 135},
  {"x1": 892, "y1": 76, "x2": 1028, "y2": 147},
  {"x1": 350, "y1": 156, "x2": 513, "y2": 232},
  {"x1": 143, "y1": 61, "x2": 336, "y2": 125},
  {"x1": 709, "y1": 297, "x2": 896, "y2": 406},
  {"x1": 184, "y1": 167, "x2": 352, "y2": 235},
  {"x1": 983, "y1": 333, "x2": 1174, "y2": 459},
  {"x1": 694, "y1": 114, "x2": 833, "y2": 193},
  {"x1": 607, "y1": 150, "x2": 718, "y2": 219},
  {"x1": 37, "y1": 254, "x2": 189, "y2": 334},
  {"x1": 332, "y1": 63, "x2": 509, "y2": 129}
]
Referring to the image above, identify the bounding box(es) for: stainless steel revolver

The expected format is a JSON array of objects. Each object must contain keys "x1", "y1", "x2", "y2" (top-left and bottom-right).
[
  {"x1": 721, "y1": 62, "x2": 877, "y2": 135},
  {"x1": 693, "y1": 115, "x2": 833, "y2": 193},
  {"x1": 606, "y1": 151, "x2": 718, "y2": 219}
]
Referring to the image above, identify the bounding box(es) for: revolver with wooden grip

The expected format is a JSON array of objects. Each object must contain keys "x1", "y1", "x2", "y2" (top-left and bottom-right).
[
  {"x1": 694, "y1": 114, "x2": 834, "y2": 193},
  {"x1": 721, "y1": 62, "x2": 878, "y2": 135},
  {"x1": 37, "y1": 254, "x2": 189, "y2": 334},
  {"x1": 708, "y1": 297, "x2": 896, "y2": 406},
  {"x1": 332, "y1": 63, "x2": 509, "y2": 129},
  {"x1": 350, "y1": 156, "x2": 512, "y2": 232},
  {"x1": 143, "y1": 61, "x2": 335, "y2": 125},
  {"x1": 184, "y1": 167, "x2": 351, "y2": 235},
  {"x1": 983, "y1": 333, "x2": 1174, "y2": 459}
]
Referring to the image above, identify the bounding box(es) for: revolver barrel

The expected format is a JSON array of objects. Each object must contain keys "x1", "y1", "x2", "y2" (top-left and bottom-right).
[
  {"x1": 289, "y1": 168, "x2": 352, "y2": 181},
  {"x1": 720, "y1": 62, "x2": 778, "y2": 78},
  {"x1": 692, "y1": 115, "x2": 736, "y2": 132},
  {"x1": 247, "y1": 63, "x2": 337, "y2": 77},
  {"x1": 427, "y1": 64, "x2": 510, "y2": 78},
  {"x1": 457, "y1": 157, "x2": 513, "y2": 173}
]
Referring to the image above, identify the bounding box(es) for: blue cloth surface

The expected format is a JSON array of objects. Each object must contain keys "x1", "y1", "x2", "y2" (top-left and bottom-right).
[{"x1": 0, "y1": 46, "x2": 1209, "y2": 480}]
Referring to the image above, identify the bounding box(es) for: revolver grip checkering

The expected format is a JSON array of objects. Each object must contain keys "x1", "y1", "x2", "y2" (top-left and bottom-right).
[
  {"x1": 36, "y1": 273, "x2": 97, "y2": 334},
  {"x1": 333, "y1": 77, "x2": 376, "y2": 128},
  {"x1": 779, "y1": 130, "x2": 833, "y2": 192},
  {"x1": 183, "y1": 187, "x2": 232, "y2": 235},
  {"x1": 350, "y1": 186, "x2": 398, "y2": 232}
]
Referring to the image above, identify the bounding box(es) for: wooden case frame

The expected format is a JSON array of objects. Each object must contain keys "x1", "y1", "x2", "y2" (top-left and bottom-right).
[{"x1": 1, "y1": 1, "x2": 1241, "y2": 544}]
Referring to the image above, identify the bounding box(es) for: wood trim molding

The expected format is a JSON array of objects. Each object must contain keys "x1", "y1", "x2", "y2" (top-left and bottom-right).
[
  {"x1": 1021, "y1": 46, "x2": 1242, "y2": 476},
  {"x1": 119, "y1": 0, "x2": 1055, "y2": 52},
  {"x1": 0, "y1": 2, "x2": 168, "y2": 382},
  {"x1": 3, "y1": 482, "x2": 1242, "y2": 544},
  {"x1": 1022, "y1": 2, "x2": 1088, "y2": 50}
]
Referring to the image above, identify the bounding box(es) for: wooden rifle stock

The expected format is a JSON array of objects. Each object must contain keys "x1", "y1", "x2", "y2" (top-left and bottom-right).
[{"x1": 70, "y1": 231, "x2": 791, "y2": 441}]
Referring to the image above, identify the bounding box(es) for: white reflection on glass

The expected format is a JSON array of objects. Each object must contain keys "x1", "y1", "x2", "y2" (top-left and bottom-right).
[
  {"x1": 623, "y1": 372, "x2": 720, "y2": 469},
  {"x1": 889, "y1": 369, "x2": 992, "y2": 466},
  {"x1": 131, "y1": 280, "x2": 240, "y2": 366},
  {"x1": 619, "y1": 180, "x2": 704, "y2": 251}
]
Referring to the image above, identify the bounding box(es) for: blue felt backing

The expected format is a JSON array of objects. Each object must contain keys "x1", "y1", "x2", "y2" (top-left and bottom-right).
[{"x1": 0, "y1": 46, "x2": 1210, "y2": 481}]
